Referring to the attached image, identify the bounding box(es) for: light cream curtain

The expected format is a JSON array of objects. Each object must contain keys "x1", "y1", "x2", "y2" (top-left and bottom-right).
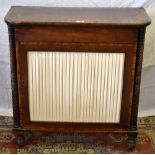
[{"x1": 28, "y1": 52, "x2": 124, "y2": 123}]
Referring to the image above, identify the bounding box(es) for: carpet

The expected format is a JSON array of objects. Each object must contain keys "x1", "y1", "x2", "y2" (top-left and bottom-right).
[{"x1": 0, "y1": 116, "x2": 155, "y2": 153}]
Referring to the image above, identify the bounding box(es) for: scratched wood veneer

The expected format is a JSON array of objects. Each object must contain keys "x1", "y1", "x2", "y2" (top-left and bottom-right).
[{"x1": 5, "y1": 6, "x2": 150, "y2": 149}]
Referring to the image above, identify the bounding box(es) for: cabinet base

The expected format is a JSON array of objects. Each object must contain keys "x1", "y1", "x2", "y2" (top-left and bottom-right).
[{"x1": 13, "y1": 128, "x2": 137, "y2": 150}]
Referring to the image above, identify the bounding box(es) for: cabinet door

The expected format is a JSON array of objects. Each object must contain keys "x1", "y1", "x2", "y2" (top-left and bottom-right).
[{"x1": 16, "y1": 41, "x2": 136, "y2": 132}]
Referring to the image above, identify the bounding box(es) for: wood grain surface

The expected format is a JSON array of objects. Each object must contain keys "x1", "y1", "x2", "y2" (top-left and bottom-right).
[{"x1": 5, "y1": 6, "x2": 151, "y2": 26}]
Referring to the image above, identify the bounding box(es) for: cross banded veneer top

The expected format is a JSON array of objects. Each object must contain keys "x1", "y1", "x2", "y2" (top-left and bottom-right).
[{"x1": 5, "y1": 6, "x2": 151, "y2": 26}]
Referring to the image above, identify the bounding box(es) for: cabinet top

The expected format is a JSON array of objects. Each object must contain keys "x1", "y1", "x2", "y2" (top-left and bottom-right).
[{"x1": 5, "y1": 6, "x2": 151, "y2": 27}]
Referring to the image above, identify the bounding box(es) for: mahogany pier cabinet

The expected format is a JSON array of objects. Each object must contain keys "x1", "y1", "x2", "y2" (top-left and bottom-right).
[{"x1": 5, "y1": 6, "x2": 150, "y2": 149}]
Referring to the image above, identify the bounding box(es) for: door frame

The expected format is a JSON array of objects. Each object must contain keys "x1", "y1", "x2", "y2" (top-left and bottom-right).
[{"x1": 16, "y1": 41, "x2": 137, "y2": 132}]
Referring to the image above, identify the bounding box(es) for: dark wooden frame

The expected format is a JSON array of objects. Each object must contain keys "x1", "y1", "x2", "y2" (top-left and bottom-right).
[
  {"x1": 16, "y1": 42, "x2": 136, "y2": 131},
  {"x1": 5, "y1": 7, "x2": 150, "y2": 149}
]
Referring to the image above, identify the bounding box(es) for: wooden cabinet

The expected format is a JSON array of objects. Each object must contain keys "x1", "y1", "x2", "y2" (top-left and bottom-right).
[{"x1": 5, "y1": 6, "x2": 150, "y2": 148}]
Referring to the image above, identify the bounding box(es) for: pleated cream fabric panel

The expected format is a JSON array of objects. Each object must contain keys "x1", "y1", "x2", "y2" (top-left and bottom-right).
[{"x1": 28, "y1": 51, "x2": 125, "y2": 123}]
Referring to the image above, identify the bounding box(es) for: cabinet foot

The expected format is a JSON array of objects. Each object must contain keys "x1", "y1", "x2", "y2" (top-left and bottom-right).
[
  {"x1": 127, "y1": 133, "x2": 137, "y2": 151},
  {"x1": 16, "y1": 135, "x2": 25, "y2": 147},
  {"x1": 14, "y1": 131, "x2": 33, "y2": 147}
]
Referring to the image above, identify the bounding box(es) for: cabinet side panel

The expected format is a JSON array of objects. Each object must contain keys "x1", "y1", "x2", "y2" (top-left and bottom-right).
[
  {"x1": 131, "y1": 27, "x2": 146, "y2": 130},
  {"x1": 8, "y1": 25, "x2": 20, "y2": 128}
]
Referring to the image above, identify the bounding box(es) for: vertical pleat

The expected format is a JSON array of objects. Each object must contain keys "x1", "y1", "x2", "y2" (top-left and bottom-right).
[
  {"x1": 72, "y1": 53, "x2": 76, "y2": 122},
  {"x1": 96, "y1": 53, "x2": 102, "y2": 122},
  {"x1": 83, "y1": 53, "x2": 88, "y2": 121},
  {"x1": 70, "y1": 53, "x2": 74, "y2": 122},
  {"x1": 28, "y1": 52, "x2": 125, "y2": 123},
  {"x1": 52, "y1": 52, "x2": 56, "y2": 121},
  {"x1": 87, "y1": 54, "x2": 92, "y2": 122},
  {"x1": 59, "y1": 53, "x2": 63, "y2": 121}
]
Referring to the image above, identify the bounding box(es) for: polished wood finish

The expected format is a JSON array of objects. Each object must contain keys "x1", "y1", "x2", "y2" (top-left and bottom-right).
[
  {"x1": 5, "y1": 6, "x2": 151, "y2": 149},
  {"x1": 7, "y1": 26, "x2": 20, "y2": 128},
  {"x1": 5, "y1": 6, "x2": 150, "y2": 26},
  {"x1": 16, "y1": 26, "x2": 138, "y2": 44}
]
